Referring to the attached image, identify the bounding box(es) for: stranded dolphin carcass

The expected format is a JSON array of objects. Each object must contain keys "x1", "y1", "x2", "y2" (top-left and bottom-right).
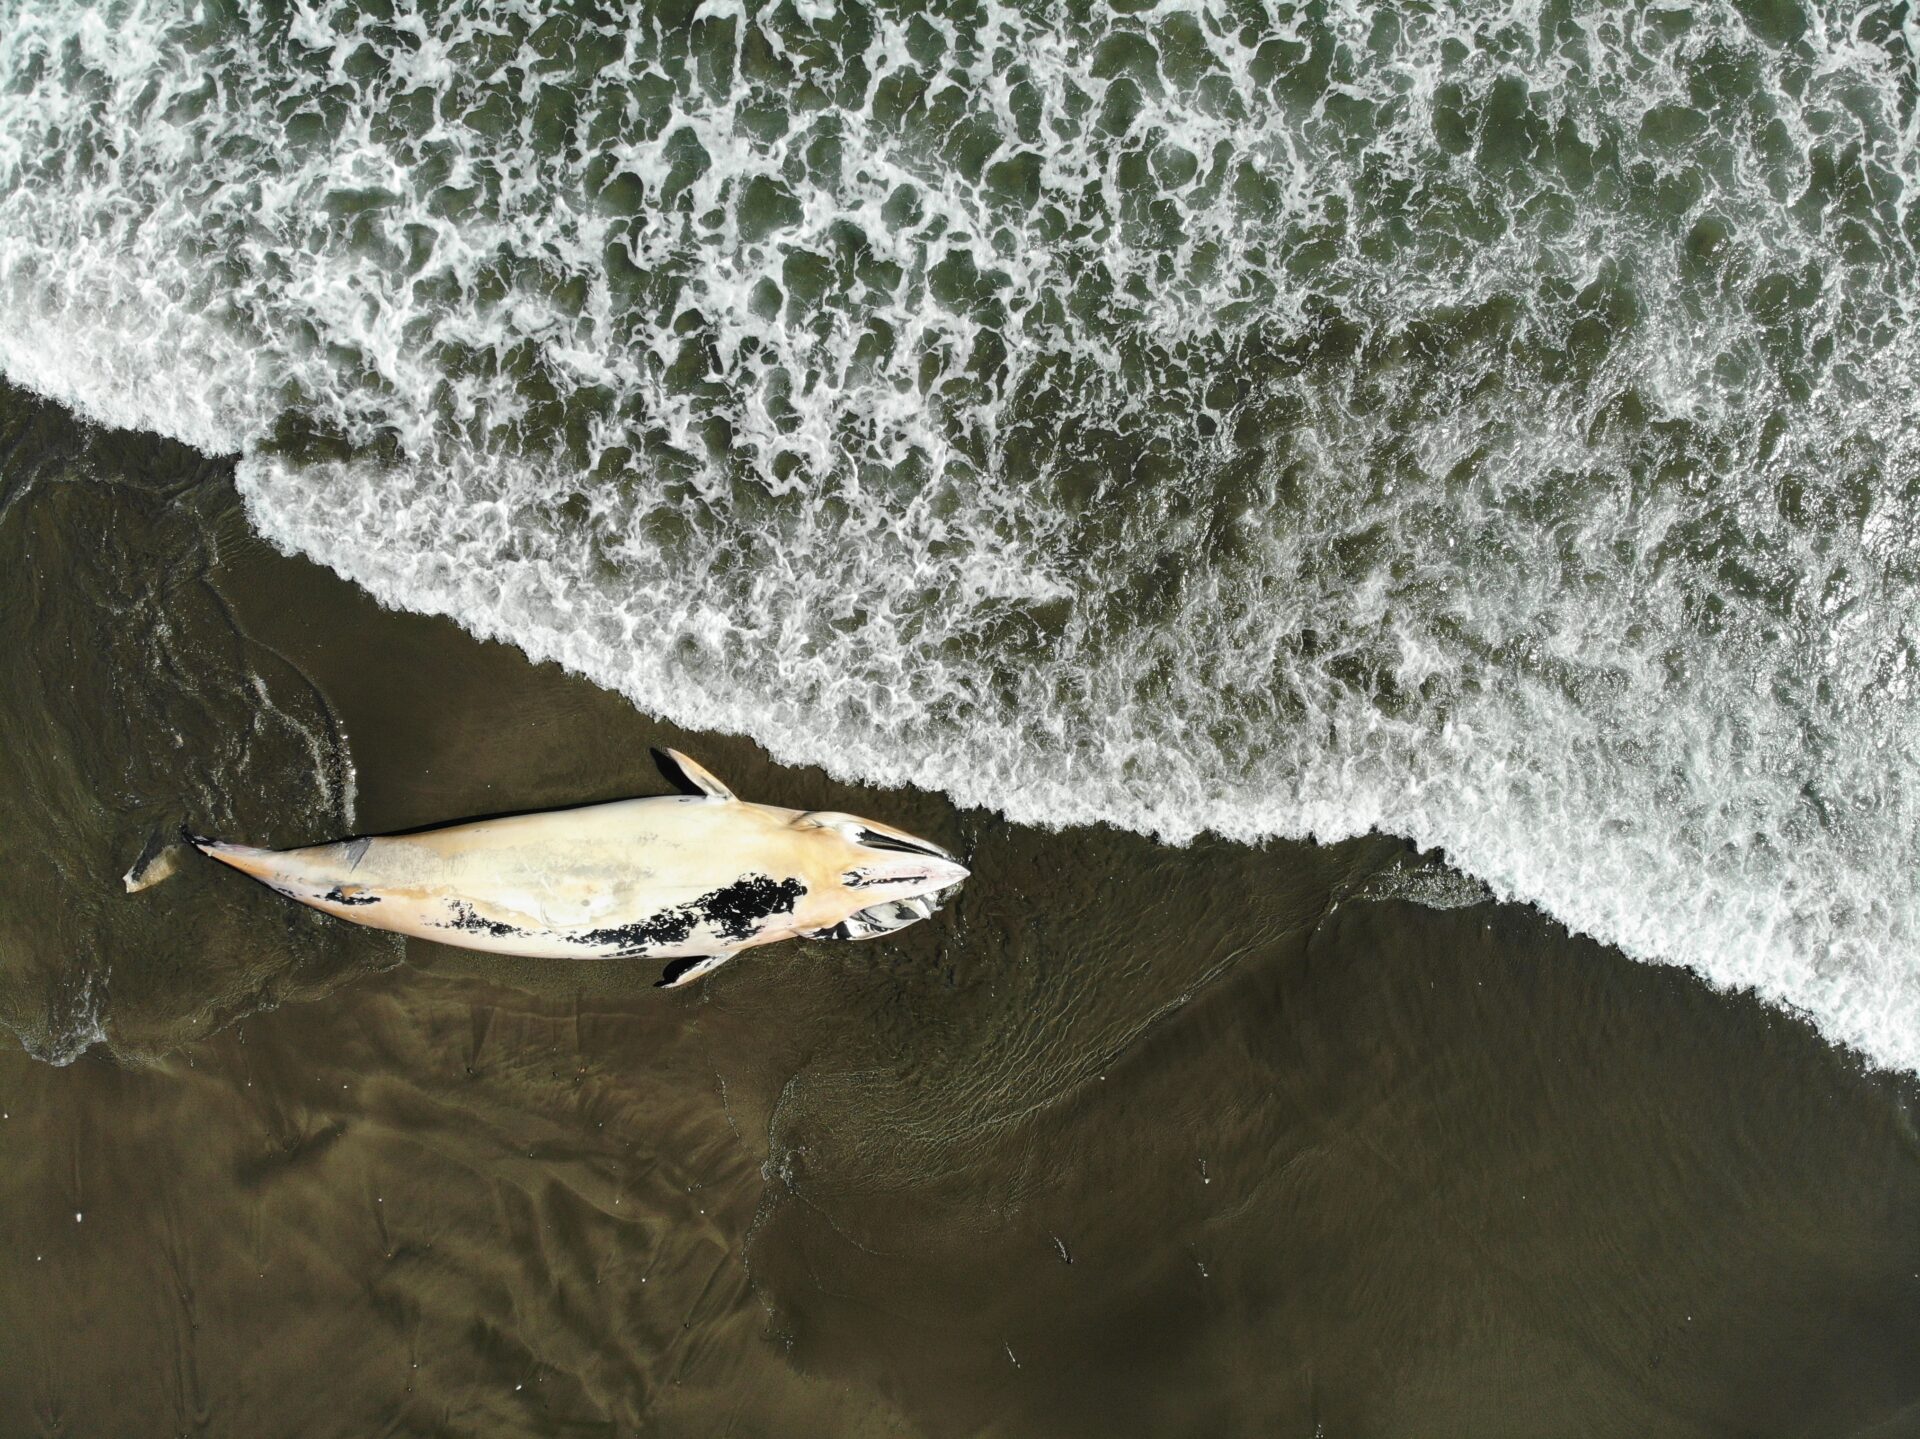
[{"x1": 188, "y1": 751, "x2": 969, "y2": 988}]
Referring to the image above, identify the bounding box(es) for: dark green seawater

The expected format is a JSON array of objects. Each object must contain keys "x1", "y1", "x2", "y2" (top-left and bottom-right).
[{"x1": 4, "y1": 0, "x2": 1920, "y2": 1431}]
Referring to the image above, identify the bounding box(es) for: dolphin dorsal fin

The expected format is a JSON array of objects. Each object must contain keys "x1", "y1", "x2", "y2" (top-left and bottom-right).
[{"x1": 659, "y1": 749, "x2": 737, "y2": 801}]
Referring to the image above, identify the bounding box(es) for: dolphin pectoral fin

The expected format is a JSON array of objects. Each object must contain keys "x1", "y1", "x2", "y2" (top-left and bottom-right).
[
  {"x1": 655, "y1": 951, "x2": 738, "y2": 989},
  {"x1": 655, "y1": 748, "x2": 737, "y2": 802}
]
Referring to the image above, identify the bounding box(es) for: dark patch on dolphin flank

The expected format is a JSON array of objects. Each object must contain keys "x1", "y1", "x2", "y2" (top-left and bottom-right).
[
  {"x1": 322, "y1": 886, "x2": 379, "y2": 906},
  {"x1": 575, "y1": 873, "x2": 809, "y2": 958},
  {"x1": 341, "y1": 836, "x2": 372, "y2": 871},
  {"x1": 435, "y1": 900, "x2": 522, "y2": 938},
  {"x1": 576, "y1": 908, "x2": 698, "y2": 956},
  {"x1": 701, "y1": 875, "x2": 807, "y2": 939}
]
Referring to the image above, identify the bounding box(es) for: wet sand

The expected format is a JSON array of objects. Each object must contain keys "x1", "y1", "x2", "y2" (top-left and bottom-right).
[{"x1": 3, "y1": 383, "x2": 1920, "y2": 1436}]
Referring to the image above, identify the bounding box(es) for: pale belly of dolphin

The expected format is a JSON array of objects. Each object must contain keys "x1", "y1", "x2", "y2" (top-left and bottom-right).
[
  {"x1": 203, "y1": 798, "x2": 849, "y2": 961},
  {"x1": 179, "y1": 751, "x2": 970, "y2": 987}
]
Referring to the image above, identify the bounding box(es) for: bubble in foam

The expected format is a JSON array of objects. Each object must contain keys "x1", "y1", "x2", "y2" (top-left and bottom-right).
[{"x1": 3, "y1": 1, "x2": 1920, "y2": 1069}]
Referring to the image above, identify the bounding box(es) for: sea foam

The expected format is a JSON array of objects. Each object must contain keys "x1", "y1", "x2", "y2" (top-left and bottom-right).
[{"x1": 3, "y1": 1, "x2": 1919, "y2": 1068}]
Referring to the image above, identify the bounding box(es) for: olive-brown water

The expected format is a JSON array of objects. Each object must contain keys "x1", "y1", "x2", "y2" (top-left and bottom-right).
[{"x1": 4, "y1": 383, "x2": 1920, "y2": 1435}]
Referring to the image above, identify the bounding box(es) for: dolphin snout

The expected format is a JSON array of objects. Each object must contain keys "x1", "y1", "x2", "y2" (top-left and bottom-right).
[
  {"x1": 885, "y1": 853, "x2": 968, "y2": 901},
  {"x1": 922, "y1": 854, "x2": 970, "y2": 894},
  {"x1": 842, "y1": 833, "x2": 969, "y2": 893}
]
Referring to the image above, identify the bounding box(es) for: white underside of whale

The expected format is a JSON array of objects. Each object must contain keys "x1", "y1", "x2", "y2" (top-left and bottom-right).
[{"x1": 186, "y1": 753, "x2": 968, "y2": 987}]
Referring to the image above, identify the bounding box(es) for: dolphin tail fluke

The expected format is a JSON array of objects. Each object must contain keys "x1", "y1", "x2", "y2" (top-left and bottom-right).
[
  {"x1": 123, "y1": 827, "x2": 194, "y2": 893},
  {"x1": 125, "y1": 827, "x2": 270, "y2": 893}
]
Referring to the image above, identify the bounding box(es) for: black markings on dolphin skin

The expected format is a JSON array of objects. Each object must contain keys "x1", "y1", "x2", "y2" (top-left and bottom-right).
[
  {"x1": 322, "y1": 886, "x2": 380, "y2": 906},
  {"x1": 576, "y1": 874, "x2": 809, "y2": 958},
  {"x1": 436, "y1": 900, "x2": 522, "y2": 938},
  {"x1": 701, "y1": 875, "x2": 806, "y2": 939},
  {"x1": 577, "y1": 909, "x2": 697, "y2": 956}
]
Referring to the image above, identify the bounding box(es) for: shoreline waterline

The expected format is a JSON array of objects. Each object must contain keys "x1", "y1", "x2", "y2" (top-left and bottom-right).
[
  {"x1": 6, "y1": 0, "x2": 1920, "y2": 1074},
  {"x1": 0, "y1": 369, "x2": 1898, "y2": 1079},
  {"x1": 4, "y1": 379, "x2": 1920, "y2": 1435}
]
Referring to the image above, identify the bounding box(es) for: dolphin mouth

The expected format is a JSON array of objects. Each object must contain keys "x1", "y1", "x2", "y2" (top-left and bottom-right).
[
  {"x1": 824, "y1": 880, "x2": 966, "y2": 941},
  {"x1": 839, "y1": 901, "x2": 923, "y2": 937},
  {"x1": 866, "y1": 877, "x2": 966, "y2": 925}
]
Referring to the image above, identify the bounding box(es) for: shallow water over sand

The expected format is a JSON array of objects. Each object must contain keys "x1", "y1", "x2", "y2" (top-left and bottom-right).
[{"x1": 3, "y1": 386, "x2": 1918, "y2": 1435}]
